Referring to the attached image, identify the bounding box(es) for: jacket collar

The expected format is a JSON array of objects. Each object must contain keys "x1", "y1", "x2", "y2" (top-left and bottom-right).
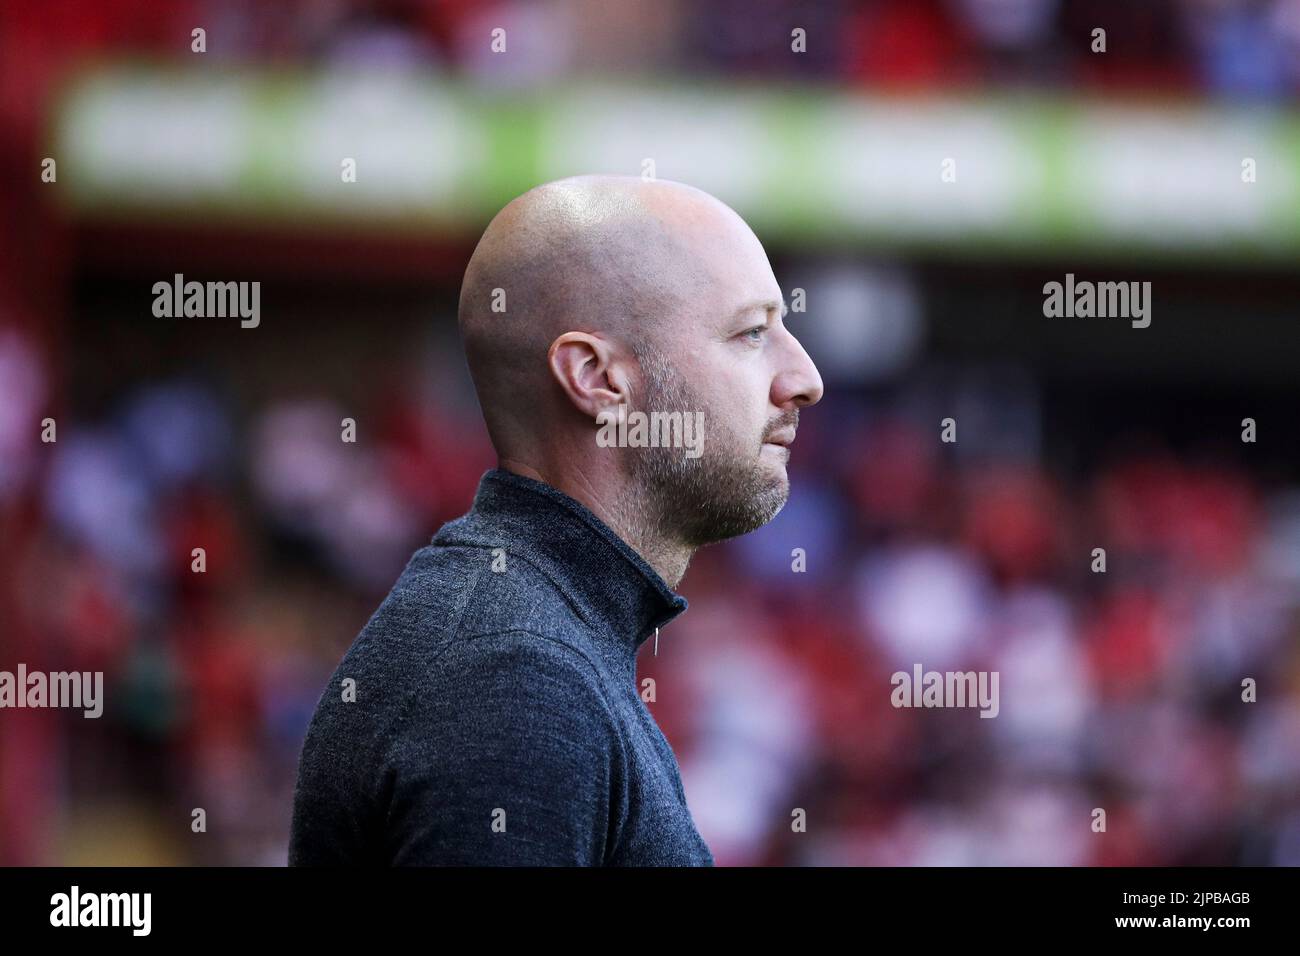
[{"x1": 434, "y1": 468, "x2": 688, "y2": 653}]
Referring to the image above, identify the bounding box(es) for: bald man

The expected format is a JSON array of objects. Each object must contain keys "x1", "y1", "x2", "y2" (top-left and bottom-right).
[{"x1": 289, "y1": 175, "x2": 824, "y2": 866}]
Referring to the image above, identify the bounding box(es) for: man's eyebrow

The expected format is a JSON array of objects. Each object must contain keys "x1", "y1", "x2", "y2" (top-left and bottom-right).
[{"x1": 731, "y1": 299, "x2": 789, "y2": 322}]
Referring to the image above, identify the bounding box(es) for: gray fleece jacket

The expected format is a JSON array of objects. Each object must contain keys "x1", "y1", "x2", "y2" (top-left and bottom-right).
[{"x1": 288, "y1": 467, "x2": 715, "y2": 866}]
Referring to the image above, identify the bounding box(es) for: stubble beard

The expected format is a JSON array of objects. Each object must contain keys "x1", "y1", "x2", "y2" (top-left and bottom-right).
[{"x1": 625, "y1": 345, "x2": 791, "y2": 549}]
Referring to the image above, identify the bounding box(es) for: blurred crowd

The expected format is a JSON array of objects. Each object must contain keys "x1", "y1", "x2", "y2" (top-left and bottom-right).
[
  {"x1": 671, "y1": 402, "x2": 1300, "y2": 865},
  {"x1": 2, "y1": 0, "x2": 1298, "y2": 869},
  {"x1": 5, "y1": 0, "x2": 1300, "y2": 100},
  {"x1": 2, "y1": 323, "x2": 1296, "y2": 865}
]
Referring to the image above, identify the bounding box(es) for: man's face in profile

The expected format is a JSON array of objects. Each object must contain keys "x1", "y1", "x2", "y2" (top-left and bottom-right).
[{"x1": 626, "y1": 210, "x2": 822, "y2": 549}]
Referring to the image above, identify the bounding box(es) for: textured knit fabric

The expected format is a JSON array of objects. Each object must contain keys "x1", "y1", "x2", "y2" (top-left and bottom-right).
[{"x1": 288, "y1": 467, "x2": 715, "y2": 866}]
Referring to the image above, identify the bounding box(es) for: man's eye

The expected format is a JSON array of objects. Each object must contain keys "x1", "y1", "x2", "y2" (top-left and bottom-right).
[{"x1": 743, "y1": 326, "x2": 766, "y2": 343}]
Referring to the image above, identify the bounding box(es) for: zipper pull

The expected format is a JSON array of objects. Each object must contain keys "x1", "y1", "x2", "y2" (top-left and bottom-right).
[{"x1": 653, "y1": 627, "x2": 659, "y2": 656}]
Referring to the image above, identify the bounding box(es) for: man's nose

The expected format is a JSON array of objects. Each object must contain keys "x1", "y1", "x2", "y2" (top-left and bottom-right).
[{"x1": 773, "y1": 330, "x2": 824, "y2": 409}]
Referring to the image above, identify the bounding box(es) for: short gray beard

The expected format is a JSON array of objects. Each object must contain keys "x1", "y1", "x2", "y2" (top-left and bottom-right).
[{"x1": 622, "y1": 343, "x2": 789, "y2": 550}]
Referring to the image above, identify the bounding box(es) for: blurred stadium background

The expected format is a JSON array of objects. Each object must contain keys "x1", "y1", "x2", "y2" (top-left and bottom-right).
[{"x1": 2, "y1": 0, "x2": 1300, "y2": 865}]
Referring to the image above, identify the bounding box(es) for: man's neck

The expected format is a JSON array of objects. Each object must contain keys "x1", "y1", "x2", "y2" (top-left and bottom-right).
[{"x1": 498, "y1": 457, "x2": 693, "y2": 588}]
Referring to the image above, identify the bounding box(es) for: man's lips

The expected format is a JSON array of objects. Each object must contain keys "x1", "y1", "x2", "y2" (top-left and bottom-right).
[{"x1": 764, "y1": 430, "x2": 796, "y2": 448}]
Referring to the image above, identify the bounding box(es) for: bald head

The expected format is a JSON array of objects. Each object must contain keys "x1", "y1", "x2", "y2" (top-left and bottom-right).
[
  {"x1": 457, "y1": 174, "x2": 747, "y2": 460},
  {"x1": 456, "y1": 174, "x2": 823, "y2": 577}
]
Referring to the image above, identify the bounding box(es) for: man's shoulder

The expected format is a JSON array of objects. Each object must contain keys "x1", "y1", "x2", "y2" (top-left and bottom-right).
[
  {"x1": 329, "y1": 539, "x2": 597, "y2": 701},
  {"x1": 292, "y1": 536, "x2": 632, "y2": 866},
  {"x1": 410, "y1": 628, "x2": 617, "y2": 726},
  {"x1": 300, "y1": 584, "x2": 620, "y2": 788},
  {"x1": 363, "y1": 536, "x2": 586, "y2": 646}
]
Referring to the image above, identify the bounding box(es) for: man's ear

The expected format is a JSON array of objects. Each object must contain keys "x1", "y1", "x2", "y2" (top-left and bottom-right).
[{"x1": 547, "y1": 332, "x2": 631, "y2": 420}]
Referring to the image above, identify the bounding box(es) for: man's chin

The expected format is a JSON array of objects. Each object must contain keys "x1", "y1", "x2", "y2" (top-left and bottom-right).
[
  {"x1": 759, "y1": 479, "x2": 790, "y2": 525},
  {"x1": 639, "y1": 451, "x2": 792, "y2": 546},
  {"x1": 733, "y1": 476, "x2": 790, "y2": 535},
  {"x1": 699, "y1": 476, "x2": 789, "y2": 545},
  {"x1": 761, "y1": 453, "x2": 791, "y2": 492}
]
